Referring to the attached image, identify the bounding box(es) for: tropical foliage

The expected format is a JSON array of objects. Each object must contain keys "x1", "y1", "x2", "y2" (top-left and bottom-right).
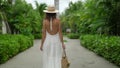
[
  {"x1": 80, "y1": 35, "x2": 120, "y2": 66},
  {"x1": 0, "y1": 34, "x2": 33, "y2": 64},
  {"x1": 0, "y1": 0, "x2": 11, "y2": 34},
  {"x1": 61, "y1": 0, "x2": 120, "y2": 66},
  {"x1": 0, "y1": 0, "x2": 46, "y2": 38},
  {"x1": 67, "y1": 33, "x2": 79, "y2": 39},
  {"x1": 60, "y1": 0, "x2": 120, "y2": 36}
]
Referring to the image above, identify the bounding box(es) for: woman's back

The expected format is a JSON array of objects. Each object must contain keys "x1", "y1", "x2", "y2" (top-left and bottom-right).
[{"x1": 44, "y1": 18, "x2": 60, "y2": 35}]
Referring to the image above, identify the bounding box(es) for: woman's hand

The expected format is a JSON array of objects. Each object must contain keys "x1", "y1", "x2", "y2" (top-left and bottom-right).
[{"x1": 40, "y1": 45, "x2": 43, "y2": 51}]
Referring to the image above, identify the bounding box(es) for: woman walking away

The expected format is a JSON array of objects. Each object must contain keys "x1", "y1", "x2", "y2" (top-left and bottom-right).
[{"x1": 40, "y1": 5, "x2": 65, "y2": 68}]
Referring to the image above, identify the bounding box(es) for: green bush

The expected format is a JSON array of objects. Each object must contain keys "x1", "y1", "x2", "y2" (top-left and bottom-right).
[
  {"x1": 0, "y1": 34, "x2": 33, "y2": 64},
  {"x1": 33, "y1": 33, "x2": 42, "y2": 39},
  {"x1": 80, "y1": 35, "x2": 120, "y2": 66},
  {"x1": 16, "y1": 35, "x2": 34, "y2": 52},
  {"x1": 63, "y1": 32, "x2": 67, "y2": 35},
  {"x1": 67, "y1": 33, "x2": 79, "y2": 39}
]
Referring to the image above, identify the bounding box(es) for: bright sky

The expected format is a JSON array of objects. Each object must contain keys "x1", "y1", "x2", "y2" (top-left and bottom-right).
[{"x1": 25, "y1": 0, "x2": 84, "y2": 13}]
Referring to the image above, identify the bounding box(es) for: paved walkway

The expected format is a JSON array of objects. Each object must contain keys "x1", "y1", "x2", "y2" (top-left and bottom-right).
[{"x1": 0, "y1": 37, "x2": 119, "y2": 68}]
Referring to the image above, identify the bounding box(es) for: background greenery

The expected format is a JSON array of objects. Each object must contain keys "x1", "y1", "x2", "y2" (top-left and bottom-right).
[
  {"x1": 67, "y1": 33, "x2": 79, "y2": 39},
  {"x1": 0, "y1": 0, "x2": 45, "y2": 64},
  {"x1": 80, "y1": 35, "x2": 120, "y2": 66},
  {"x1": 60, "y1": 0, "x2": 120, "y2": 66},
  {"x1": 60, "y1": 0, "x2": 120, "y2": 35},
  {"x1": 0, "y1": 0, "x2": 46, "y2": 38},
  {"x1": 0, "y1": 34, "x2": 33, "y2": 64}
]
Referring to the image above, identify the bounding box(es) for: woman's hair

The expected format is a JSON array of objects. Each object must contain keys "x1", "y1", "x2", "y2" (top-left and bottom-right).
[{"x1": 45, "y1": 13, "x2": 56, "y2": 20}]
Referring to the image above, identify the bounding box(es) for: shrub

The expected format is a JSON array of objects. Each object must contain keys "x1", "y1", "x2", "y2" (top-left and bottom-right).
[
  {"x1": 80, "y1": 35, "x2": 120, "y2": 66},
  {"x1": 67, "y1": 33, "x2": 79, "y2": 39},
  {"x1": 15, "y1": 35, "x2": 34, "y2": 52},
  {"x1": 0, "y1": 34, "x2": 33, "y2": 64},
  {"x1": 62, "y1": 32, "x2": 67, "y2": 35},
  {"x1": 33, "y1": 33, "x2": 42, "y2": 39}
]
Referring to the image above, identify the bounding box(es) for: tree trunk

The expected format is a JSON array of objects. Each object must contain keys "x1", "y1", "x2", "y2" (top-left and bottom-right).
[
  {"x1": 2, "y1": 12, "x2": 11, "y2": 34},
  {"x1": 2, "y1": 20, "x2": 7, "y2": 34},
  {"x1": 54, "y1": 0, "x2": 59, "y2": 18}
]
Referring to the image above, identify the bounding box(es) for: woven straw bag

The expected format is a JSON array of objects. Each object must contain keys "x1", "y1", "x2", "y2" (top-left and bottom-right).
[{"x1": 61, "y1": 49, "x2": 70, "y2": 68}]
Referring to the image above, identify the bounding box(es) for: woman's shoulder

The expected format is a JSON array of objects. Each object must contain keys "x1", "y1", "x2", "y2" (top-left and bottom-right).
[
  {"x1": 55, "y1": 18, "x2": 61, "y2": 23},
  {"x1": 43, "y1": 19, "x2": 48, "y2": 22}
]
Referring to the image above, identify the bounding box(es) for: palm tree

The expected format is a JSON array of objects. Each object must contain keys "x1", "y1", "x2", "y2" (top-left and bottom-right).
[
  {"x1": 54, "y1": 0, "x2": 59, "y2": 17},
  {"x1": 35, "y1": 1, "x2": 46, "y2": 19},
  {"x1": 0, "y1": 0, "x2": 11, "y2": 34}
]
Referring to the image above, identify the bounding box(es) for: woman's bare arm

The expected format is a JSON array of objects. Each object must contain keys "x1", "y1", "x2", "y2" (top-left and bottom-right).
[
  {"x1": 58, "y1": 20, "x2": 65, "y2": 49},
  {"x1": 40, "y1": 20, "x2": 46, "y2": 50},
  {"x1": 58, "y1": 20, "x2": 64, "y2": 44}
]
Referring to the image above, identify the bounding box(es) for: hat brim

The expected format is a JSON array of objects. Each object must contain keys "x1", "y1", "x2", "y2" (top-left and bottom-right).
[{"x1": 43, "y1": 10, "x2": 59, "y2": 13}]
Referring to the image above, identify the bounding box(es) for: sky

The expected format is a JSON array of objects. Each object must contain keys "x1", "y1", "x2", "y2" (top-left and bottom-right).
[{"x1": 25, "y1": 0, "x2": 84, "y2": 13}]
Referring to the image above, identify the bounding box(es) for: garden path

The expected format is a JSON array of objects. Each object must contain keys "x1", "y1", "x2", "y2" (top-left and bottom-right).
[{"x1": 0, "y1": 37, "x2": 119, "y2": 68}]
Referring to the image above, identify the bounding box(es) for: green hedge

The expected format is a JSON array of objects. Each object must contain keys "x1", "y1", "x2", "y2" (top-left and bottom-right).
[
  {"x1": 33, "y1": 33, "x2": 42, "y2": 39},
  {"x1": 80, "y1": 35, "x2": 120, "y2": 66},
  {"x1": 63, "y1": 32, "x2": 67, "y2": 35},
  {"x1": 67, "y1": 33, "x2": 79, "y2": 39},
  {"x1": 0, "y1": 34, "x2": 34, "y2": 64}
]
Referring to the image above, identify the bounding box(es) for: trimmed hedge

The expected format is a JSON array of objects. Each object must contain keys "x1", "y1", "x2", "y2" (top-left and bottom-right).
[
  {"x1": 80, "y1": 35, "x2": 120, "y2": 66},
  {"x1": 67, "y1": 33, "x2": 79, "y2": 39},
  {"x1": 0, "y1": 34, "x2": 34, "y2": 64}
]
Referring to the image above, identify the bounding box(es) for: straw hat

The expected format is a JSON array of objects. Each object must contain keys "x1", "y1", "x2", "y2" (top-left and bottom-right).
[{"x1": 43, "y1": 5, "x2": 59, "y2": 13}]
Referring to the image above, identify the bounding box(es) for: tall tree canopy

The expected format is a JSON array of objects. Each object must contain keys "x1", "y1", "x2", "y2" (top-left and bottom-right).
[{"x1": 60, "y1": 0, "x2": 120, "y2": 36}]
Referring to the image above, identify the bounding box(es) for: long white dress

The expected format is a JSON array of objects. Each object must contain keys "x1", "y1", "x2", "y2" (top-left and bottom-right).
[{"x1": 42, "y1": 19, "x2": 63, "y2": 68}]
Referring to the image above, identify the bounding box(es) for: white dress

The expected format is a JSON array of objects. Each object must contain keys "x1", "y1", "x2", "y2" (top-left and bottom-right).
[{"x1": 42, "y1": 18, "x2": 63, "y2": 68}]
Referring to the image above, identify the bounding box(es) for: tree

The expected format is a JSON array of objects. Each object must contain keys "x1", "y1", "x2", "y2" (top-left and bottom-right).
[
  {"x1": 6, "y1": 0, "x2": 46, "y2": 38},
  {"x1": 35, "y1": 2, "x2": 46, "y2": 31},
  {"x1": 60, "y1": 0, "x2": 120, "y2": 36},
  {"x1": 0, "y1": 0, "x2": 11, "y2": 34}
]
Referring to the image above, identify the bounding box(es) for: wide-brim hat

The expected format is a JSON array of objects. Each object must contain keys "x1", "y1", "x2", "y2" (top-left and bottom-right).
[{"x1": 43, "y1": 5, "x2": 59, "y2": 13}]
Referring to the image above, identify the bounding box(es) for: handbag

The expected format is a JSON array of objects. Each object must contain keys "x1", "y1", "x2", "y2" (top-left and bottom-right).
[{"x1": 61, "y1": 49, "x2": 70, "y2": 68}]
